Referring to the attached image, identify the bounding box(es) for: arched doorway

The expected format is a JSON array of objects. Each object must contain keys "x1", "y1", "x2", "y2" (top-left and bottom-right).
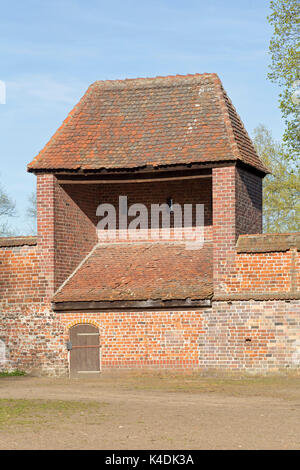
[{"x1": 69, "y1": 324, "x2": 100, "y2": 378}]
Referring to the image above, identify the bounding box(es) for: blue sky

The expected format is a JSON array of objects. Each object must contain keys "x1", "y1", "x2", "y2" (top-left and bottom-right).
[{"x1": 0, "y1": 0, "x2": 283, "y2": 234}]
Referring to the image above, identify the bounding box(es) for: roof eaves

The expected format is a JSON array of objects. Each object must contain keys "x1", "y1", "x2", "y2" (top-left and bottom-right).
[
  {"x1": 212, "y1": 75, "x2": 270, "y2": 175},
  {"x1": 92, "y1": 72, "x2": 218, "y2": 91}
]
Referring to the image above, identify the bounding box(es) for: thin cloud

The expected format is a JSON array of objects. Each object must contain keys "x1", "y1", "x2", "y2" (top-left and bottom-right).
[
  {"x1": 7, "y1": 75, "x2": 85, "y2": 106},
  {"x1": 0, "y1": 42, "x2": 98, "y2": 59},
  {"x1": 154, "y1": 48, "x2": 268, "y2": 64}
]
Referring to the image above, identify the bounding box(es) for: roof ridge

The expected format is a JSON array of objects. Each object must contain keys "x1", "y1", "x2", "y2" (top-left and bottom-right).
[
  {"x1": 92, "y1": 73, "x2": 218, "y2": 90},
  {"x1": 96, "y1": 240, "x2": 213, "y2": 247}
]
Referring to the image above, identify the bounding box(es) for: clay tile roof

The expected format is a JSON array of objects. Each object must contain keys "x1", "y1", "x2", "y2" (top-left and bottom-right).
[
  {"x1": 53, "y1": 241, "x2": 213, "y2": 304},
  {"x1": 236, "y1": 233, "x2": 300, "y2": 253},
  {"x1": 28, "y1": 73, "x2": 269, "y2": 174},
  {"x1": 0, "y1": 236, "x2": 37, "y2": 247}
]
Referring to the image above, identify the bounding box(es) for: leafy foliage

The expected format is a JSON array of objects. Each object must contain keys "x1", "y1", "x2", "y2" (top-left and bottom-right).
[
  {"x1": 253, "y1": 124, "x2": 300, "y2": 232},
  {"x1": 268, "y1": 0, "x2": 300, "y2": 161}
]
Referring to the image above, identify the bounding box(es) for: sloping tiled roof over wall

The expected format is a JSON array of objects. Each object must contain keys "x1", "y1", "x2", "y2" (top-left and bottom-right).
[
  {"x1": 28, "y1": 73, "x2": 268, "y2": 174},
  {"x1": 53, "y1": 241, "x2": 213, "y2": 305}
]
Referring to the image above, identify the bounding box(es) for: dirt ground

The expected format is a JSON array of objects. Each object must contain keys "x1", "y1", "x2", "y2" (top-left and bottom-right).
[{"x1": 0, "y1": 372, "x2": 300, "y2": 450}]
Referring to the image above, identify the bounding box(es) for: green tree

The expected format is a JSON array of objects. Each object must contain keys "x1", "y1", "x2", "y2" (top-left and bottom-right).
[
  {"x1": 0, "y1": 183, "x2": 16, "y2": 236},
  {"x1": 253, "y1": 124, "x2": 300, "y2": 232},
  {"x1": 268, "y1": 0, "x2": 300, "y2": 161}
]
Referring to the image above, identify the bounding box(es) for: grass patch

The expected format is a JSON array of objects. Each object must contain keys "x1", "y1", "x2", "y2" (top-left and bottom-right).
[
  {"x1": 0, "y1": 370, "x2": 26, "y2": 377},
  {"x1": 0, "y1": 399, "x2": 104, "y2": 428}
]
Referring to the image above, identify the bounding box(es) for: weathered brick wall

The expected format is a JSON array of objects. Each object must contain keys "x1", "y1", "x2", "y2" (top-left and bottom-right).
[
  {"x1": 0, "y1": 243, "x2": 46, "y2": 305},
  {"x1": 199, "y1": 300, "x2": 300, "y2": 371},
  {"x1": 0, "y1": 242, "x2": 67, "y2": 375},
  {"x1": 37, "y1": 175, "x2": 98, "y2": 292},
  {"x1": 38, "y1": 175, "x2": 213, "y2": 292},
  {"x1": 0, "y1": 304, "x2": 67, "y2": 375},
  {"x1": 2, "y1": 300, "x2": 300, "y2": 375},
  {"x1": 39, "y1": 300, "x2": 300, "y2": 373},
  {"x1": 94, "y1": 177, "x2": 213, "y2": 243},
  {"x1": 213, "y1": 166, "x2": 237, "y2": 293},
  {"x1": 54, "y1": 183, "x2": 98, "y2": 289},
  {"x1": 1, "y1": 253, "x2": 299, "y2": 375},
  {"x1": 2, "y1": 166, "x2": 299, "y2": 376},
  {"x1": 216, "y1": 233, "x2": 300, "y2": 298},
  {"x1": 37, "y1": 174, "x2": 55, "y2": 298},
  {"x1": 235, "y1": 167, "x2": 262, "y2": 237},
  {"x1": 218, "y1": 250, "x2": 299, "y2": 297},
  {"x1": 60, "y1": 310, "x2": 206, "y2": 369},
  {"x1": 213, "y1": 165, "x2": 263, "y2": 294}
]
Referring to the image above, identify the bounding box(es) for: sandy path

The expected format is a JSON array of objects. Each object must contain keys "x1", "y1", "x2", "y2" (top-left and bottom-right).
[{"x1": 0, "y1": 376, "x2": 299, "y2": 449}]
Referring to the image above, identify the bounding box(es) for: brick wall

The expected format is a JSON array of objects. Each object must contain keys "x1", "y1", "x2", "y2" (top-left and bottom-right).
[
  {"x1": 235, "y1": 167, "x2": 262, "y2": 237},
  {"x1": 199, "y1": 300, "x2": 300, "y2": 371},
  {"x1": 94, "y1": 177, "x2": 212, "y2": 243},
  {"x1": 59, "y1": 299, "x2": 300, "y2": 373},
  {"x1": 37, "y1": 174, "x2": 55, "y2": 298},
  {"x1": 0, "y1": 242, "x2": 67, "y2": 375},
  {"x1": 4, "y1": 300, "x2": 297, "y2": 375},
  {"x1": 60, "y1": 310, "x2": 206, "y2": 369},
  {"x1": 213, "y1": 165, "x2": 263, "y2": 294},
  {"x1": 0, "y1": 243, "x2": 46, "y2": 306},
  {"x1": 213, "y1": 166, "x2": 237, "y2": 293},
  {"x1": 54, "y1": 183, "x2": 98, "y2": 289},
  {"x1": 2, "y1": 165, "x2": 299, "y2": 376},
  {"x1": 2, "y1": 301, "x2": 300, "y2": 375},
  {"x1": 38, "y1": 175, "x2": 213, "y2": 291},
  {"x1": 215, "y1": 234, "x2": 300, "y2": 298},
  {"x1": 37, "y1": 175, "x2": 98, "y2": 292},
  {"x1": 218, "y1": 249, "x2": 300, "y2": 297},
  {"x1": 0, "y1": 304, "x2": 67, "y2": 375},
  {"x1": 0, "y1": 242, "x2": 299, "y2": 374}
]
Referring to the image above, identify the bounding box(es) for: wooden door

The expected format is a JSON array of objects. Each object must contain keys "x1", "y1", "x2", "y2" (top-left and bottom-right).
[{"x1": 69, "y1": 324, "x2": 100, "y2": 378}]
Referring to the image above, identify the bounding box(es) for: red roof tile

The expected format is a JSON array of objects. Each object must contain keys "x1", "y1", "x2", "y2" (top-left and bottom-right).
[
  {"x1": 28, "y1": 73, "x2": 269, "y2": 174},
  {"x1": 53, "y1": 241, "x2": 213, "y2": 303}
]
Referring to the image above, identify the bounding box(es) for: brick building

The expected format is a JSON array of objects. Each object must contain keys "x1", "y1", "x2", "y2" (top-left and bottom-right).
[{"x1": 0, "y1": 73, "x2": 299, "y2": 376}]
